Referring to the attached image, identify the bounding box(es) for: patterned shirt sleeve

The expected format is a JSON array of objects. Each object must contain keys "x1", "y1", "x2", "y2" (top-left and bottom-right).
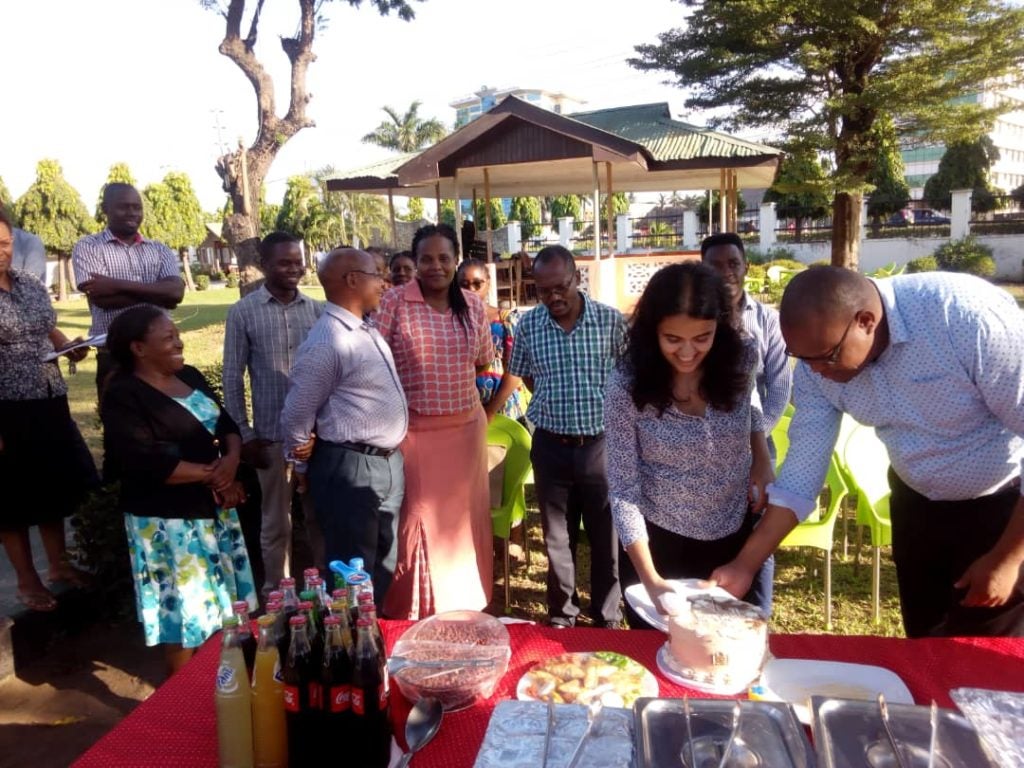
[
  {"x1": 472, "y1": 298, "x2": 495, "y2": 368},
  {"x1": 71, "y1": 237, "x2": 101, "y2": 290},
  {"x1": 376, "y1": 290, "x2": 398, "y2": 346},
  {"x1": 155, "y1": 243, "x2": 181, "y2": 280},
  {"x1": 767, "y1": 362, "x2": 841, "y2": 519},
  {"x1": 612, "y1": 310, "x2": 628, "y2": 358},
  {"x1": 952, "y1": 288, "x2": 1024, "y2": 486},
  {"x1": 604, "y1": 369, "x2": 648, "y2": 547},
  {"x1": 280, "y1": 338, "x2": 339, "y2": 473},
  {"x1": 508, "y1": 315, "x2": 532, "y2": 378},
  {"x1": 221, "y1": 305, "x2": 255, "y2": 442},
  {"x1": 760, "y1": 306, "x2": 792, "y2": 431}
]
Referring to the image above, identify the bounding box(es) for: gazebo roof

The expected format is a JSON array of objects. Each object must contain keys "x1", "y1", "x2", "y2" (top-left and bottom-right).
[{"x1": 325, "y1": 96, "x2": 782, "y2": 198}]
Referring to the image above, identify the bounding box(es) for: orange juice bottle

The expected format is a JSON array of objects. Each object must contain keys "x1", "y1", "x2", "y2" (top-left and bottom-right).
[{"x1": 251, "y1": 615, "x2": 287, "y2": 768}]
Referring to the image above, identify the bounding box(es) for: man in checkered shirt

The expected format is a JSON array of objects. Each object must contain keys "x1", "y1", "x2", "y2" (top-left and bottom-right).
[{"x1": 72, "y1": 183, "x2": 184, "y2": 396}]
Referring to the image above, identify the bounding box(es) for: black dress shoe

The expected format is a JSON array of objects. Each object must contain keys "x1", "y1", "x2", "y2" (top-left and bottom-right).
[{"x1": 547, "y1": 617, "x2": 575, "y2": 629}]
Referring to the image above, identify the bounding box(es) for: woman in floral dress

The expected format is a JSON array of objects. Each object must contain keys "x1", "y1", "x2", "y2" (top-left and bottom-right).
[{"x1": 101, "y1": 305, "x2": 256, "y2": 675}]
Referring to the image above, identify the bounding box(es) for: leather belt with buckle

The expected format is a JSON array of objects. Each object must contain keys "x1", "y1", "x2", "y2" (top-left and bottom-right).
[
  {"x1": 336, "y1": 441, "x2": 396, "y2": 458},
  {"x1": 538, "y1": 429, "x2": 603, "y2": 447}
]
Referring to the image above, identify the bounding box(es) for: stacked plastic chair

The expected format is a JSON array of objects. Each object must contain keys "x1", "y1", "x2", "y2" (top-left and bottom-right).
[{"x1": 485, "y1": 414, "x2": 533, "y2": 612}]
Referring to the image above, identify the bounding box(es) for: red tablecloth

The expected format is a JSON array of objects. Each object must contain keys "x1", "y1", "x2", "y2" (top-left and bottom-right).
[{"x1": 73, "y1": 622, "x2": 1024, "y2": 768}]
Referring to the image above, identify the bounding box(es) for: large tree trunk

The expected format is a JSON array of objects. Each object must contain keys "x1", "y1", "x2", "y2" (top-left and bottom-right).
[
  {"x1": 831, "y1": 192, "x2": 862, "y2": 270},
  {"x1": 179, "y1": 249, "x2": 196, "y2": 292},
  {"x1": 56, "y1": 254, "x2": 69, "y2": 302}
]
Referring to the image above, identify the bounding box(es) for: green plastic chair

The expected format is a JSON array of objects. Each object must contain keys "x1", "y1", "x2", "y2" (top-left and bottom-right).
[
  {"x1": 772, "y1": 413, "x2": 849, "y2": 628},
  {"x1": 842, "y1": 424, "x2": 893, "y2": 625},
  {"x1": 778, "y1": 455, "x2": 849, "y2": 629},
  {"x1": 833, "y1": 413, "x2": 862, "y2": 557},
  {"x1": 485, "y1": 414, "x2": 533, "y2": 613}
]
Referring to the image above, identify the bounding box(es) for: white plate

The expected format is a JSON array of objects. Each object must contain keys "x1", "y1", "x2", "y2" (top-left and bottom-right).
[
  {"x1": 759, "y1": 658, "x2": 913, "y2": 724},
  {"x1": 623, "y1": 579, "x2": 734, "y2": 632},
  {"x1": 516, "y1": 651, "x2": 659, "y2": 709},
  {"x1": 655, "y1": 643, "x2": 758, "y2": 696}
]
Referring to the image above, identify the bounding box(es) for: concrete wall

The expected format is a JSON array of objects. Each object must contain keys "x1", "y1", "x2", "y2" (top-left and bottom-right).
[{"x1": 778, "y1": 234, "x2": 1024, "y2": 281}]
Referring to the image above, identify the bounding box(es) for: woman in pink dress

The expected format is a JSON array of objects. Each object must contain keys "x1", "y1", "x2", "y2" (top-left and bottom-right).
[{"x1": 377, "y1": 224, "x2": 495, "y2": 618}]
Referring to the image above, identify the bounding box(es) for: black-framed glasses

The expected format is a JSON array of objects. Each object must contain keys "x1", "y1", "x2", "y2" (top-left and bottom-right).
[
  {"x1": 459, "y1": 279, "x2": 488, "y2": 289},
  {"x1": 536, "y1": 276, "x2": 576, "y2": 300},
  {"x1": 345, "y1": 269, "x2": 384, "y2": 281},
  {"x1": 785, "y1": 313, "x2": 858, "y2": 365}
]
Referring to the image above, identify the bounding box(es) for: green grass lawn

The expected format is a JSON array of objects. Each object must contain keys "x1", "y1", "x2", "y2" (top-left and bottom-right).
[{"x1": 57, "y1": 283, "x2": 908, "y2": 636}]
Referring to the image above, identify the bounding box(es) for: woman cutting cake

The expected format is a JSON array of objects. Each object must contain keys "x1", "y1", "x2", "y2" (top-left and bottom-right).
[{"x1": 605, "y1": 262, "x2": 774, "y2": 628}]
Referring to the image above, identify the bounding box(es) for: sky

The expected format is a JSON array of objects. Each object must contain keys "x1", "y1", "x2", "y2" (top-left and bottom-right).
[{"x1": 0, "y1": 0, "x2": 701, "y2": 213}]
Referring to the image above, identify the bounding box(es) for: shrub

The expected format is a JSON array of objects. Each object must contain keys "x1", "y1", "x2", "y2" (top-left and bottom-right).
[
  {"x1": 746, "y1": 264, "x2": 766, "y2": 281},
  {"x1": 225, "y1": 272, "x2": 239, "y2": 289},
  {"x1": 195, "y1": 274, "x2": 210, "y2": 291},
  {"x1": 906, "y1": 256, "x2": 938, "y2": 273},
  {"x1": 70, "y1": 483, "x2": 134, "y2": 616},
  {"x1": 933, "y1": 237, "x2": 996, "y2": 278},
  {"x1": 744, "y1": 246, "x2": 766, "y2": 265},
  {"x1": 300, "y1": 271, "x2": 320, "y2": 287},
  {"x1": 810, "y1": 259, "x2": 830, "y2": 267}
]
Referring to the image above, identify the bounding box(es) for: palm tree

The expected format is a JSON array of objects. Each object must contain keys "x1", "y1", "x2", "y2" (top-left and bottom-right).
[{"x1": 361, "y1": 101, "x2": 448, "y2": 153}]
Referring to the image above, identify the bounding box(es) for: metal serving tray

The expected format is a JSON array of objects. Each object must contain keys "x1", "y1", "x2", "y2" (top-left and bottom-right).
[
  {"x1": 811, "y1": 696, "x2": 997, "y2": 768},
  {"x1": 634, "y1": 697, "x2": 816, "y2": 768}
]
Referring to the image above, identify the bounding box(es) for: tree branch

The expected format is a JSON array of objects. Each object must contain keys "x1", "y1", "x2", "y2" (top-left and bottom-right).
[
  {"x1": 219, "y1": 0, "x2": 278, "y2": 143},
  {"x1": 244, "y1": 0, "x2": 265, "y2": 50}
]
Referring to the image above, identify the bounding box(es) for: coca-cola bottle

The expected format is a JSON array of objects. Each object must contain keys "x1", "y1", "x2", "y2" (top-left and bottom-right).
[
  {"x1": 233, "y1": 600, "x2": 257, "y2": 676},
  {"x1": 321, "y1": 615, "x2": 355, "y2": 744},
  {"x1": 352, "y1": 617, "x2": 391, "y2": 768},
  {"x1": 302, "y1": 567, "x2": 320, "y2": 595},
  {"x1": 357, "y1": 600, "x2": 386, "y2": 659},
  {"x1": 298, "y1": 599, "x2": 323, "y2": 665},
  {"x1": 282, "y1": 615, "x2": 321, "y2": 767},
  {"x1": 330, "y1": 598, "x2": 355, "y2": 653}
]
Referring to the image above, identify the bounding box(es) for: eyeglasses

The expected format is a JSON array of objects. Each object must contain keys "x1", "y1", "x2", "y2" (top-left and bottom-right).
[
  {"x1": 345, "y1": 269, "x2": 384, "y2": 281},
  {"x1": 785, "y1": 313, "x2": 858, "y2": 366},
  {"x1": 536, "y1": 276, "x2": 576, "y2": 300},
  {"x1": 459, "y1": 279, "x2": 488, "y2": 289}
]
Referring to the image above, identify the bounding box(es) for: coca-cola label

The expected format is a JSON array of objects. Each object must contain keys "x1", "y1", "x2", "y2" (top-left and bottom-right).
[
  {"x1": 215, "y1": 663, "x2": 238, "y2": 694},
  {"x1": 309, "y1": 682, "x2": 323, "y2": 710},
  {"x1": 329, "y1": 685, "x2": 351, "y2": 713},
  {"x1": 352, "y1": 687, "x2": 365, "y2": 715},
  {"x1": 283, "y1": 684, "x2": 300, "y2": 713}
]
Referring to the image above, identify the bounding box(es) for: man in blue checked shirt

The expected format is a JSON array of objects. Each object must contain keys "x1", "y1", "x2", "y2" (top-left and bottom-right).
[
  {"x1": 509, "y1": 246, "x2": 627, "y2": 629},
  {"x1": 710, "y1": 266, "x2": 1023, "y2": 637}
]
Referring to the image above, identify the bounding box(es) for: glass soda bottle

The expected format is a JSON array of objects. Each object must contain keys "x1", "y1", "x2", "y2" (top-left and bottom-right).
[
  {"x1": 322, "y1": 615, "x2": 355, "y2": 743},
  {"x1": 302, "y1": 567, "x2": 320, "y2": 595},
  {"x1": 251, "y1": 615, "x2": 287, "y2": 768},
  {"x1": 282, "y1": 615, "x2": 320, "y2": 767},
  {"x1": 330, "y1": 598, "x2": 355, "y2": 653},
  {"x1": 233, "y1": 600, "x2": 257, "y2": 676},
  {"x1": 215, "y1": 616, "x2": 254, "y2": 768},
  {"x1": 298, "y1": 599, "x2": 323, "y2": 665},
  {"x1": 352, "y1": 617, "x2": 391, "y2": 768},
  {"x1": 357, "y1": 599, "x2": 386, "y2": 659}
]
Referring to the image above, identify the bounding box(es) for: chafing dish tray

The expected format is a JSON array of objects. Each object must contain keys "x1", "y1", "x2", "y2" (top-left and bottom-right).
[
  {"x1": 811, "y1": 696, "x2": 997, "y2": 768},
  {"x1": 634, "y1": 697, "x2": 815, "y2": 768}
]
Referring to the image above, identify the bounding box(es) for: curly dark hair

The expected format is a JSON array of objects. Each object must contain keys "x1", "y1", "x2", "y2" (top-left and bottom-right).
[
  {"x1": 410, "y1": 223, "x2": 470, "y2": 330},
  {"x1": 625, "y1": 262, "x2": 748, "y2": 414}
]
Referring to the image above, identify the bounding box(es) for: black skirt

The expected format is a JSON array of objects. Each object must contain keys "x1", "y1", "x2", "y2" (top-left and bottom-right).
[{"x1": 0, "y1": 395, "x2": 99, "y2": 530}]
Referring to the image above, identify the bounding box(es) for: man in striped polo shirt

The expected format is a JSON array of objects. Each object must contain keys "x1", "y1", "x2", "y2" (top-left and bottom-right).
[
  {"x1": 72, "y1": 183, "x2": 184, "y2": 396},
  {"x1": 509, "y1": 245, "x2": 627, "y2": 629}
]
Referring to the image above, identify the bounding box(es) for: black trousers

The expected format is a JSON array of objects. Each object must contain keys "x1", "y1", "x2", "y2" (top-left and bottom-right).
[
  {"x1": 532, "y1": 429, "x2": 620, "y2": 624},
  {"x1": 618, "y1": 514, "x2": 771, "y2": 629},
  {"x1": 889, "y1": 469, "x2": 1024, "y2": 638}
]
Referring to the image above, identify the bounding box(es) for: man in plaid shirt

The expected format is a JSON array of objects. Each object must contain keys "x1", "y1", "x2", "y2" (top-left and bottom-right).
[{"x1": 509, "y1": 246, "x2": 627, "y2": 628}]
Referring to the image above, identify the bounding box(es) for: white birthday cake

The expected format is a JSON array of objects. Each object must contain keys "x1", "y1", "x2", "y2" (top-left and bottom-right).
[{"x1": 662, "y1": 593, "x2": 768, "y2": 691}]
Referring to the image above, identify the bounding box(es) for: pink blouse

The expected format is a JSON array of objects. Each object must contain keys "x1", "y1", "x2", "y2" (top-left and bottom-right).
[{"x1": 376, "y1": 280, "x2": 493, "y2": 416}]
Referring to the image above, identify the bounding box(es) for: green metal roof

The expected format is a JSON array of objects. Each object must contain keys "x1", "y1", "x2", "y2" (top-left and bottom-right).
[
  {"x1": 569, "y1": 103, "x2": 782, "y2": 163},
  {"x1": 328, "y1": 151, "x2": 421, "y2": 182}
]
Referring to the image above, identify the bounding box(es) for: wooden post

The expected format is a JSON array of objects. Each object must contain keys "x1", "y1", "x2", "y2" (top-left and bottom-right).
[
  {"x1": 719, "y1": 168, "x2": 727, "y2": 233},
  {"x1": 592, "y1": 162, "x2": 601, "y2": 258},
  {"x1": 453, "y1": 168, "x2": 463, "y2": 256},
  {"x1": 180, "y1": 250, "x2": 196, "y2": 292},
  {"x1": 387, "y1": 188, "x2": 398, "y2": 248},
  {"x1": 605, "y1": 162, "x2": 614, "y2": 257},
  {"x1": 483, "y1": 167, "x2": 494, "y2": 263},
  {"x1": 434, "y1": 182, "x2": 441, "y2": 224}
]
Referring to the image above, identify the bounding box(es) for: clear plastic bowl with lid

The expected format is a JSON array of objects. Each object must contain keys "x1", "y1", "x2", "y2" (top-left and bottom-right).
[{"x1": 391, "y1": 610, "x2": 511, "y2": 712}]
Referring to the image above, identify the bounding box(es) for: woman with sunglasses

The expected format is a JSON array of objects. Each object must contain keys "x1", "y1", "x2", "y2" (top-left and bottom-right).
[
  {"x1": 456, "y1": 259, "x2": 526, "y2": 423},
  {"x1": 605, "y1": 262, "x2": 774, "y2": 627}
]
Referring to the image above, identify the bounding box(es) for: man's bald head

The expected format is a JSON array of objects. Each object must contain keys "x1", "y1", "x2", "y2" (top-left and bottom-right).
[
  {"x1": 319, "y1": 247, "x2": 384, "y2": 312},
  {"x1": 101, "y1": 183, "x2": 143, "y2": 238},
  {"x1": 779, "y1": 266, "x2": 875, "y2": 327}
]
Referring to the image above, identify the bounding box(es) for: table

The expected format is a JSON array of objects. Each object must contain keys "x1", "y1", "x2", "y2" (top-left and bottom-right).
[{"x1": 73, "y1": 622, "x2": 1024, "y2": 768}]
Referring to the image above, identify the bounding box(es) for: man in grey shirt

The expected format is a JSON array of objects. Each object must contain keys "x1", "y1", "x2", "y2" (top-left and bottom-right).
[
  {"x1": 281, "y1": 248, "x2": 408, "y2": 603},
  {"x1": 12, "y1": 227, "x2": 46, "y2": 283},
  {"x1": 223, "y1": 231, "x2": 323, "y2": 594}
]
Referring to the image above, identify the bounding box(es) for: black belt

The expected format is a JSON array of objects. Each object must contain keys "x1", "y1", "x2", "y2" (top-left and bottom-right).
[
  {"x1": 537, "y1": 428, "x2": 603, "y2": 447},
  {"x1": 334, "y1": 441, "x2": 396, "y2": 458}
]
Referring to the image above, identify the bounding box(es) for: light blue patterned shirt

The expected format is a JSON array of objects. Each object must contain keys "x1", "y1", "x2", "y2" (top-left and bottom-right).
[
  {"x1": 770, "y1": 273, "x2": 1024, "y2": 519},
  {"x1": 280, "y1": 303, "x2": 408, "y2": 472}
]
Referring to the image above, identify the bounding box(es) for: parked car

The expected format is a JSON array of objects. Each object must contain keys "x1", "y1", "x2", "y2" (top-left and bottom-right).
[{"x1": 887, "y1": 208, "x2": 951, "y2": 226}]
